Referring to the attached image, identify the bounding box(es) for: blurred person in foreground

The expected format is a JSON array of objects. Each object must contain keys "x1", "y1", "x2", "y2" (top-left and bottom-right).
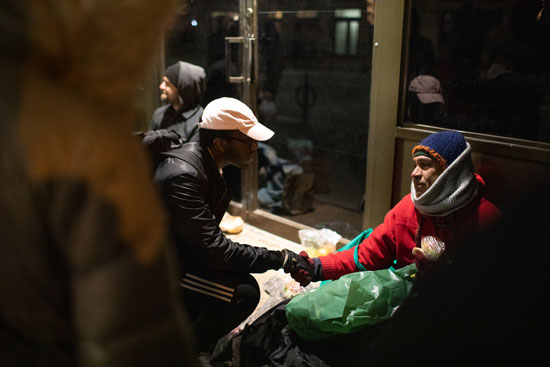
[
  {"x1": 150, "y1": 60, "x2": 206, "y2": 142},
  {"x1": 154, "y1": 97, "x2": 311, "y2": 351},
  {"x1": 292, "y1": 130, "x2": 501, "y2": 285},
  {"x1": 0, "y1": 0, "x2": 196, "y2": 366}
]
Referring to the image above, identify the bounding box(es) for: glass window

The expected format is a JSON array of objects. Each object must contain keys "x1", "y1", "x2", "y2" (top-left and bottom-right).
[
  {"x1": 335, "y1": 21, "x2": 349, "y2": 55},
  {"x1": 349, "y1": 20, "x2": 359, "y2": 55},
  {"x1": 163, "y1": 0, "x2": 243, "y2": 200},
  {"x1": 334, "y1": 9, "x2": 362, "y2": 56},
  {"x1": 404, "y1": 0, "x2": 550, "y2": 143},
  {"x1": 256, "y1": 1, "x2": 374, "y2": 239},
  {"x1": 161, "y1": 0, "x2": 374, "y2": 240}
]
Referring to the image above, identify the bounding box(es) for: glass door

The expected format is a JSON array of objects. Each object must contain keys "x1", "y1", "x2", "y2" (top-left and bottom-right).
[
  {"x1": 252, "y1": 0, "x2": 374, "y2": 240},
  {"x1": 162, "y1": 0, "x2": 251, "y2": 204},
  {"x1": 161, "y1": 0, "x2": 375, "y2": 241}
]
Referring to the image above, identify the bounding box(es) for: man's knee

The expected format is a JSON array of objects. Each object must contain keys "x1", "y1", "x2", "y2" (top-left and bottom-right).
[{"x1": 233, "y1": 276, "x2": 260, "y2": 313}]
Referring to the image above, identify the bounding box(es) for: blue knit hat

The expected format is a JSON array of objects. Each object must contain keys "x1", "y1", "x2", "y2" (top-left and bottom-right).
[{"x1": 412, "y1": 131, "x2": 467, "y2": 169}]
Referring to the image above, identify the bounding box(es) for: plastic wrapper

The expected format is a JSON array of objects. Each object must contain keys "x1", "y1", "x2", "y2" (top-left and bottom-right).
[
  {"x1": 420, "y1": 235, "x2": 446, "y2": 261},
  {"x1": 298, "y1": 228, "x2": 341, "y2": 257},
  {"x1": 237, "y1": 271, "x2": 315, "y2": 331},
  {"x1": 286, "y1": 263, "x2": 417, "y2": 340},
  {"x1": 264, "y1": 273, "x2": 301, "y2": 299}
]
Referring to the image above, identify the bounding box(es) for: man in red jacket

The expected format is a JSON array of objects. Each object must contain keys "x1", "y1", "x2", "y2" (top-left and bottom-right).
[{"x1": 293, "y1": 130, "x2": 500, "y2": 285}]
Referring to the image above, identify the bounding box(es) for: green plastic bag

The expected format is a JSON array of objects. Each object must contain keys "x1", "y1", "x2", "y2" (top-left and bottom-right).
[{"x1": 286, "y1": 263, "x2": 417, "y2": 340}]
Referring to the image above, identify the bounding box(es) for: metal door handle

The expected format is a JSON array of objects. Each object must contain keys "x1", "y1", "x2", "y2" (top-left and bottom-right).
[{"x1": 225, "y1": 36, "x2": 244, "y2": 83}]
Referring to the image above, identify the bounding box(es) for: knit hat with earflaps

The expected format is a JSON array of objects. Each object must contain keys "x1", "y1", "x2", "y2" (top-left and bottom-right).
[{"x1": 412, "y1": 131, "x2": 467, "y2": 169}]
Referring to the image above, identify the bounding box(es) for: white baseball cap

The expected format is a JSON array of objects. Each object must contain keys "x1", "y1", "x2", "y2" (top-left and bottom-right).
[
  {"x1": 199, "y1": 97, "x2": 274, "y2": 141},
  {"x1": 409, "y1": 75, "x2": 445, "y2": 104}
]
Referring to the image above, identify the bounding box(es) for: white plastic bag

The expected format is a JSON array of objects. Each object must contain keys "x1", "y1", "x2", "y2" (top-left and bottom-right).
[{"x1": 298, "y1": 228, "x2": 342, "y2": 257}]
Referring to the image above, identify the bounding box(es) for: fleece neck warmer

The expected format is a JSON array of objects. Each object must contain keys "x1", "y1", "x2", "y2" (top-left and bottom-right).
[{"x1": 411, "y1": 142, "x2": 478, "y2": 216}]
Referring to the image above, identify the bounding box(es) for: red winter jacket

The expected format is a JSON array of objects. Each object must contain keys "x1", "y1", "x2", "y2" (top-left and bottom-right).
[{"x1": 320, "y1": 175, "x2": 500, "y2": 280}]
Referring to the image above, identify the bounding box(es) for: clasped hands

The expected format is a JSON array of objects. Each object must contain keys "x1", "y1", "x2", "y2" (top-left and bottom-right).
[
  {"x1": 282, "y1": 246, "x2": 443, "y2": 287},
  {"x1": 281, "y1": 249, "x2": 320, "y2": 287}
]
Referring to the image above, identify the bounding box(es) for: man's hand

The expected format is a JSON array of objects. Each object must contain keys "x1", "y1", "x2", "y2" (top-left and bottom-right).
[
  {"x1": 282, "y1": 249, "x2": 312, "y2": 273},
  {"x1": 291, "y1": 251, "x2": 314, "y2": 286},
  {"x1": 283, "y1": 250, "x2": 323, "y2": 287},
  {"x1": 412, "y1": 247, "x2": 435, "y2": 273},
  {"x1": 413, "y1": 235, "x2": 448, "y2": 275},
  {"x1": 412, "y1": 246, "x2": 449, "y2": 278}
]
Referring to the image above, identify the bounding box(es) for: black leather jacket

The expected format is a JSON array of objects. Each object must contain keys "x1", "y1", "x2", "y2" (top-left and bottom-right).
[{"x1": 154, "y1": 142, "x2": 283, "y2": 275}]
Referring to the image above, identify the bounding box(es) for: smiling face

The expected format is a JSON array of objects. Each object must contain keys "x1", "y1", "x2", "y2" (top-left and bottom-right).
[
  {"x1": 411, "y1": 155, "x2": 444, "y2": 197},
  {"x1": 159, "y1": 77, "x2": 179, "y2": 106}
]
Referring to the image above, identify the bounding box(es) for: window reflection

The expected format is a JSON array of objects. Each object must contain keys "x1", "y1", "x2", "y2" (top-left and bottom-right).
[
  {"x1": 334, "y1": 9, "x2": 362, "y2": 55},
  {"x1": 161, "y1": 0, "x2": 374, "y2": 239},
  {"x1": 405, "y1": 0, "x2": 550, "y2": 142},
  {"x1": 163, "y1": 1, "x2": 243, "y2": 201},
  {"x1": 256, "y1": 1, "x2": 374, "y2": 239}
]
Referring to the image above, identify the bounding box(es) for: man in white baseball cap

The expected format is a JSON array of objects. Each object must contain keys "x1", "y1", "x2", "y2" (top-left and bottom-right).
[
  {"x1": 154, "y1": 97, "x2": 310, "y2": 351},
  {"x1": 408, "y1": 75, "x2": 444, "y2": 104},
  {"x1": 407, "y1": 75, "x2": 448, "y2": 126},
  {"x1": 200, "y1": 97, "x2": 275, "y2": 141},
  {"x1": 198, "y1": 97, "x2": 274, "y2": 169}
]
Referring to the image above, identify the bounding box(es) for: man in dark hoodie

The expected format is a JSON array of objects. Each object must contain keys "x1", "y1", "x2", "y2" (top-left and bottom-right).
[{"x1": 150, "y1": 61, "x2": 206, "y2": 142}]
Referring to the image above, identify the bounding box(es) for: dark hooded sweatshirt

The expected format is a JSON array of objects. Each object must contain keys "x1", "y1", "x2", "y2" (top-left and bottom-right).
[{"x1": 150, "y1": 61, "x2": 206, "y2": 142}]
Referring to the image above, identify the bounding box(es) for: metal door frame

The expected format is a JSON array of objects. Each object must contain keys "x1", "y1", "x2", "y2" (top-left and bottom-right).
[
  {"x1": 363, "y1": 0, "x2": 406, "y2": 228},
  {"x1": 224, "y1": 0, "x2": 258, "y2": 220},
  {"x1": 238, "y1": 0, "x2": 259, "y2": 219}
]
